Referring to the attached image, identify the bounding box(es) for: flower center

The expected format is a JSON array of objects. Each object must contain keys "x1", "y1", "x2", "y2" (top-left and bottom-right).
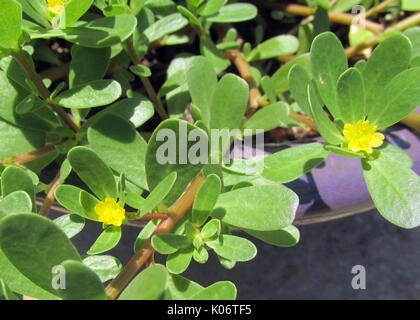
[
  {"x1": 94, "y1": 198, "x2": 126, "y2": 226},
  {"x1": 342, "y1": 120, "x2": 384, "y2": 154},
  {"x1": 48, "y1": 0, "x2": 65, "y2": 15}
]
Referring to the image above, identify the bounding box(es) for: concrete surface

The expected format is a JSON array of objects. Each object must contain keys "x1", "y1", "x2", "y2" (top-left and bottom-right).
[{"x1": 64, "y1": 209, "x2": 420, "y2": 300}]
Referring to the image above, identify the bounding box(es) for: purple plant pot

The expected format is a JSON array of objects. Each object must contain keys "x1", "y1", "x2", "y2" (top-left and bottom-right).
[{"x1": 232, "y1": 108, "x2": 420, "y2": 225}]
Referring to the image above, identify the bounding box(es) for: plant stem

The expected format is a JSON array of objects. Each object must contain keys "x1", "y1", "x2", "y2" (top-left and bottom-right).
[
  {"x1": 226, "y1": 49, "x2": 263, "y2": 109},
  {"x1": 105, "y1": 175, "x2": 206, "y2": 300},
  {"x1": 127, "y1": 212, "x2": 169, "y2": 220},
  {"x1": 1, "y1": 144, "x2": 57, "y2": 165},
  {"x1": 345, "y1": 12, "x2": 420, "y2": 58},
  {"x1": 39, "y1": 62, "x2": 70, "y2": 82},
  {"x1": 39, "y1": 171, "x2": 61, "y2": 217},
  {"x1": 226, "y1": 48, "x2": 317, "y2": 129},
  {"x1": 124, "y1": 40, "x2": 169, "y2": 120},
  {"x1": 253, "y1": 2, "x2": 384, "y2": 33},
  {"x1": 401, "y1": 112, "x2": 420, "y2": 132},
  {"x1": 366, "y1": 0, "x2": 397, "y2": 18},
  {"x1": 11, "y1": 50, "x2": 79, "y2": 133}
]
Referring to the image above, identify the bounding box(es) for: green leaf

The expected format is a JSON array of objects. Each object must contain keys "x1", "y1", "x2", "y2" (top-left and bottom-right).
[
  {"x1": 145, "y1": 119, "x2": 207, "y2": 206},
  {"x1": 62, "y1": 14, "x2": 137, "y2": 48},
  {"x1": 134, "y1": 219, "x2": 160, "y2": 252},
  {"x1": 87, "y1": 226, "x2": 122, "y2": 255},
  {"x1": 55, "y1": 80, "x2": 121, "y2": 109},
  {"x1": 166, "y1": 247, "x2": 194, "y2": 274},
  {"x1": 401, "y1": 0, "x2": 420, "y2": 10},
  {"x1": 336, "y1": 67, "x2": 365, "y2": 125},
  {"x1": 69, "y1": 46, "x2": 111, "y2": 88},
  {"x1": 186, "y1": 56, "x2": 218, "y2": 128},
  {"x1": 144, "y1": 13, "x2": 188, "y2": 43},
  {"x1": 68, "y1": 146, "x2": 117, "y2": 200},
  {"x1": 0, "y1": 191, "x2": 32, "y2": 219},
  {"x1": 308, "y1": 81, "x2": 344, "y2": 145},
  {"x1": 64, "y1": 0, "x2": 94, "y2": 27},
  {"x1": 177, "y1": 5, "x2": 202, "y2": 30},
  {"x1": 152, "y1": 234, "x2": 191, "y2": 254},
  {"x1": 209, "y1": 73, "x2": 248, "y2": 131},
  {"x1": 349, "y1": 25, "x2": 374, "y2": 47},
  {"x1": 244, "y1": 225, "x2": 300, "y2": 247},
  {"x1": 0, "y1": 251, "x2": 58, "y2": 300},
  {"x1": 207, "y1": 234, "x2": 256, "y2": 261},
  {"x1": 119, "y1": 264, "x2": 168, "y2": 300},
  {"x1": 316, "y1": 0, "x2": 331, "y2": 9},
  {"x1": 273, "y1": 54, "x2": 311, "y2": 94},
  {"x1": 212, "y1": 185, "x2": 298, "y2": 231},
  {"x1": 261, "y1": 76, "x2": 277, "y2": 103},
  {"x1": 0, "y1": 214, "x2": 81, "y2": 298},
  {"x1": 404, "y1": 27, "x2": 420, "y2": 66},
  {"x1": 53, "y1": 214, "x2": 85, "y2": 239},
  {"x1": 166, "y1": 274, "x2": 204, "y2": 299},
  {"x1": 0, "y1": 279, "x2": 21, "y2": 300},
  {"x1": 288, "y1": 63, "x2": 312, "y2": 116},
  {"x1": 311, "y1": 32, "x2": 348, "y2": 119},
  {"x1": 0, "y1": 0, "x2": 22, "y2": 51},
  {"x1": 260, "y1": 143, "x2": 330, "y2": 183},
  {"x1": 190, "y1": 281, "x2": 236, "y2": 300},
  {"x1": 55, "y1": 260, "x2": 106, "y2": 300},
  {"x1": 363, "y1": 34, "x2": 412, "y2": 120},
  {"x1": 130, "y1": 64, "x2": 152, "y2": 78},
  {"x1": 200, "y1": 36, "x2": 230, "y2": 74},
  {"x1": 88, "y1": 114, "x2": 148, "y2": 190},
  {"x1": 192, "y1": 174, "x2": 221, "y2": 226},
  {"x1": 140, "y1": 172, "x2": 177, "y2": 215},
  {"x1": 333, "y1": 0, "x2": 361, "y2": 12},
  {"x1": 362, "y1": 151, "x2": 420, "y2": 228},
  {"x1": 378, "y1": 142, "x2": 412, "y2": 168},
  {"x1": 201, "y1": 219, "x2": 220, "y2": 239},
  {"x1": 193, "y1": 246, "x2": 208, "y2": 263},
  {"x1": 1, "y1": 166, "x2": 35, "y2": 212},
  {"x1": 206, "y1": 3, "x2": 257, "y2": 23},
  {"x1": 247, "y1": 35, "x2": 299, "y2": 62},
  {"x1": 368, "y1": 67, "x2": 420, "y2": 129},
  {"x1": 197, "y1": 0, "x2": 226, "y2": 16},
  {"x1": 244, "y1": 102, "x2": 297, "y2": 133},
  {"x1": 55, "y1": 185, "x2": 99, "y2": 220},
  {"x1": 313, "y1": 7, "x2": 330, "y2": 36},
  {"x1": 324, "y1": 145, "x2": 366, "y2": 158},
  {"x1": 82, "y1": 255, "x2": 122, "y2": 283}
]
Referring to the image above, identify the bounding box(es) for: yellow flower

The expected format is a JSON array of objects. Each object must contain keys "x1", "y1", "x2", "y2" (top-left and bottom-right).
[
  {"x1": 343, "y1": 120, "x2": 384, "y2": 154},
  {"x1": 94, "y1": 198, "x2": 126, "y2": 226},
  {"x1": 48, "y1": 0, "x2": 65, "y2": 15}
]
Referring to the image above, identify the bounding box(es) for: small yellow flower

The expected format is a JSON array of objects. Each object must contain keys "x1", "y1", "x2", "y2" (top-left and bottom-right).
[
  {"x1": 343, "y1": 120, "x2": 384, "y2": 154},
  {"x1": 47, "y1": 0, "x2": 65, "y2": 15},
  {"x1": 94, "y1": 198, "x2": 126, "y2": 226}
]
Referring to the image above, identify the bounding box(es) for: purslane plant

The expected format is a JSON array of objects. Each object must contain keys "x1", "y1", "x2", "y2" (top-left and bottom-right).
[
  {"x1": 0, "y1": 0, "x2": 419, "y2": 301},
  {"x1": 288, "y1": 32, "x2": 420, "y2": 228}
]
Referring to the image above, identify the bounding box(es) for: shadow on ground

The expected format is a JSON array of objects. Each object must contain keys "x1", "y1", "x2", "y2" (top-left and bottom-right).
[{"x1": 62, "y1": 209, "x2": 420, "y2": 300}]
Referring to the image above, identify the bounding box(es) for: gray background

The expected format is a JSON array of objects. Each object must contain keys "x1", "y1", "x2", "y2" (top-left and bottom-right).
[{"x1": 64, "y1": 209, "x2": 420, "y2": 300}]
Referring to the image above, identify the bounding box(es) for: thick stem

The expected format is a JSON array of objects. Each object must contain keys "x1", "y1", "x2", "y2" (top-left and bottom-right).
[
  {"x1": 125, "y1": 40, "x2": 169, "y2": 120},
  {"x1": 105, "y1": 175, "x2": 206, "y2": 300},
  {"x1": 2, "y1": 144, "x2": 57, "y2": 165},
  {"x1": 39, "y1": 171, "x2": 61, "y2": 217},
  {"x1": 401, "y1": 112, "x2": 420, "y2": 132},
  {"x1": 11, "y1": 50, "x2": 79, "y2": 133},
  {"x1": 226, "y1": 49, "x2": 262, "y2": 109}
]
